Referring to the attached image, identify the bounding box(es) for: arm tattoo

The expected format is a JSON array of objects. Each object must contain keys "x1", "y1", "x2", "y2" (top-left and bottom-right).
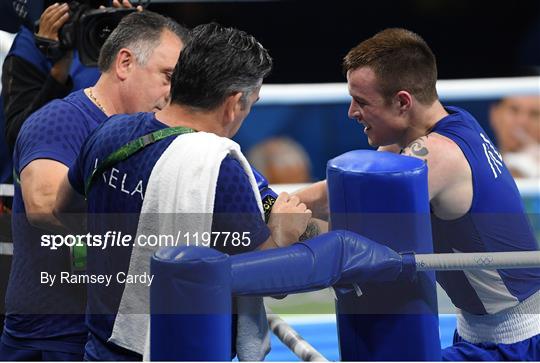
[
  {"x1": 299, "y1": 220, "x2": 321, "y2": 241},
  {"x1": 403, "y1": 136, "x2": 429, "y2": 158}
]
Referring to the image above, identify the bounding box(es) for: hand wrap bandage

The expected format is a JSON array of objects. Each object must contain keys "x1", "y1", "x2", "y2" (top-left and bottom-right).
[{"x1": 251, "y1": 166, "x2": 278, "y2": 223}]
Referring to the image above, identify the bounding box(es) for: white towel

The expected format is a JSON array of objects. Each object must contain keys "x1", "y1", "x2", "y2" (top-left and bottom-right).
[{"x1": 107, "y1": 131, "x2": 270, "y2": 361}]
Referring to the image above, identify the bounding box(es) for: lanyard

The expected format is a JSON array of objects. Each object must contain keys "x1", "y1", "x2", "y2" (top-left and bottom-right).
[{"x1": 84, "y1": 126, "x2": 195, "y2": 196}]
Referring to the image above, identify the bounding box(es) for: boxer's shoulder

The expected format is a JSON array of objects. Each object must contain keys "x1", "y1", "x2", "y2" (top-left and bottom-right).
[
  {"x1": 405, "y1": 132, "x2": 468, "y2": 164},
  {"x1": 403, "y1": 132, "x2": 472, "y2": 210}
]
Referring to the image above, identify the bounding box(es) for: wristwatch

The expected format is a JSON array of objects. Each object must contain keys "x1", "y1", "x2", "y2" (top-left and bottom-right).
[{"x1": 34, "y1": 34, "x2": 66, "y2": 63}]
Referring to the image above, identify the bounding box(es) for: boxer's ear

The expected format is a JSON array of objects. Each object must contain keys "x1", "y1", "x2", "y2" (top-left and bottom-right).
[{"x1": 395, "y1": 91, "x2": 413, "y2": 113}]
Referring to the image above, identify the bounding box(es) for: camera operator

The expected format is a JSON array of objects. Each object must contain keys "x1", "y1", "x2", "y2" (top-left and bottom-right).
[{"x1": 1, "y1": 2, "x2": 99, "y2": 153}]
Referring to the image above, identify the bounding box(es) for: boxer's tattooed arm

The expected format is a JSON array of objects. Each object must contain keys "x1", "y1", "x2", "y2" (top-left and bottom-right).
[
  {"x1": 402, "y1": 136, "x2": 429, "y2": 159},
  {"x1": 299, "y1": 220, "x2": 321, "y2": 241}
]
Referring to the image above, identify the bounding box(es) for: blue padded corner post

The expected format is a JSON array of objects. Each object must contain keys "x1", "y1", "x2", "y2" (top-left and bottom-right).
[
  {"x1": 327, "y1": 150, "x2": 441, "y2": 361},
  {"x1": 150, "y1": 246, "x2": 232, "y2": 361}
]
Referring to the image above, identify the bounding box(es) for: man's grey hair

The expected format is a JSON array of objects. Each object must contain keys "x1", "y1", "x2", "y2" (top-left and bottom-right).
[
  {"x1": 98, "y1": 11, "x2": 189, "y2": 72},
  {"x1": 170, "y1": 22, "x2": 272, "y2": 111}
]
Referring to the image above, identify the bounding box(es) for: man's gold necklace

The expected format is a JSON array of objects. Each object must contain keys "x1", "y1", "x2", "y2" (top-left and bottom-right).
[{"x1": 86, "y1": 87, "x2": 107, "y2": 114}]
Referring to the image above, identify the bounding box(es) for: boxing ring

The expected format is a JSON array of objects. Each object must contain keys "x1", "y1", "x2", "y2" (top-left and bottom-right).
[
  {"x1": 0, "y1": 77, "x2": 539, "y2": 361},
  {"x1": 149, "y1": 148, "x2": 540, "y2": 361}
]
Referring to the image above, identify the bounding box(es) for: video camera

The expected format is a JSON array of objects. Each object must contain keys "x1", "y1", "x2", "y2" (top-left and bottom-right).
[{"x1": 36, "y1": 1, "x2": 137, "y2": 66}]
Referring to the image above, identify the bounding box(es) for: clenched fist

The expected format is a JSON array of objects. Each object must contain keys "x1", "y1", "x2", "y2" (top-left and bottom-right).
[{"x1": 268, "y1": 192, "x2": 312, "y2": 247}]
